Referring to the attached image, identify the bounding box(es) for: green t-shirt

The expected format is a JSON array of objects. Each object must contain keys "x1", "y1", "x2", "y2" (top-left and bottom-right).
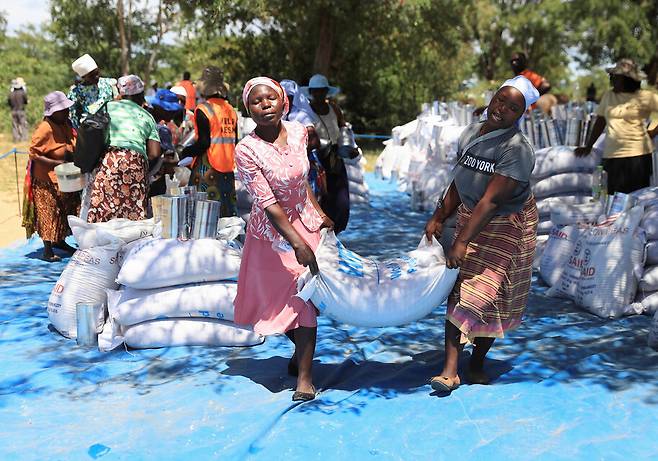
[{"x1": 107, "y1": 99, "x2": 160, "y2": 158}]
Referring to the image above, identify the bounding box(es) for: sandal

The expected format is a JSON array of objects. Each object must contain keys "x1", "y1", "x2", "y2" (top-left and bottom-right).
[
  {"x1": 430, "y1": 375, "x2": 460, "y2": 393},
  {"x1": 292, "y1": 385, "x2": 316, "y2": 402}
]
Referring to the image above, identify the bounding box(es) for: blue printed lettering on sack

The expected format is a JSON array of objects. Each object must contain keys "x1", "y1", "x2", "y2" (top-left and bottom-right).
[
  {"x1": 336, "y1": 240, "x2": 364, "y2": 278},
  {"x1": 197, "y1": 310, "x2": 225, "y2": 319}
]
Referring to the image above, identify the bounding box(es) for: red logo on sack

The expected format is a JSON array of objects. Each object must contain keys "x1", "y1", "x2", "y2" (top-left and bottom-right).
[{"x1": 54, "y1": 283, "x2": 64, "y2": 294}]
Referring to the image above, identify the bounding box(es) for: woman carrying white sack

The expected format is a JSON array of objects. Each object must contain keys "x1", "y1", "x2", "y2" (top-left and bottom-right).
[
  {"x1": 234, "y1": 77, "x2": 334, "y2": 402},
  {"x1": 424, "y1": 76, "x2": 539, "y2": 393}
]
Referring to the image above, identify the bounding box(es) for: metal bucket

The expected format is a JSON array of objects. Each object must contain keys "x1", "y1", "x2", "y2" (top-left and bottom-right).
[
  {"x1": 195, "y1": 192, "x2": 208, "y2": 201},
  {"x1": 152, "y1": 195, "x2": 188, "y2": 239},
  {"x1": 191, "y1": 200, "x2": 220, "y2": 239},
  {"x1": 76, "y1": 302, "x2": 104, "y2": 347},
  {"x1": 181, "y1": 186, "x2": 197, "y2": 237}
]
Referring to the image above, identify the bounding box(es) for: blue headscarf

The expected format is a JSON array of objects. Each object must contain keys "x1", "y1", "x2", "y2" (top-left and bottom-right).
[{"x1": 280, "y1": 79, "x2": 317, "y2": 127}]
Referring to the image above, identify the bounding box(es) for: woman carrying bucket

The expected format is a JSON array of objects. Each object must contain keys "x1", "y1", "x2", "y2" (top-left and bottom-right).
[
  {"x1": 26, "y1": 91, "x2": 80, "y2": 261},
  {"x1": 424, "y1": 76, "x2": 539, "y2": 393},
  {"x1": 234, "y1": 77, "x2": 333, "y2": 402}
]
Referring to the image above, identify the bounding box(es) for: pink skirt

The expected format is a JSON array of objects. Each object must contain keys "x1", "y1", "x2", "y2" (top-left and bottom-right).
[{"x1": 234, "y1": 218, "x2": 321, "y2": 336}]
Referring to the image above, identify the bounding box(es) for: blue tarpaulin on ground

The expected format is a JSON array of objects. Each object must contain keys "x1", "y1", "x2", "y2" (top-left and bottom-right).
[{"x1": 1, "y1": 174, "x2": 657, "y2": 460}]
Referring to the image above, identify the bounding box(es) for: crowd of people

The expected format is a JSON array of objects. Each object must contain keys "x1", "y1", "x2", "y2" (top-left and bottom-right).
[{"x1": 11, "y1": 50, "x2": 658, "y2": 401}]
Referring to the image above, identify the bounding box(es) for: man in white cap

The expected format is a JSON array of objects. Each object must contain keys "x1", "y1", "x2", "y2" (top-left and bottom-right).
[
  {"x1": 7, "y1": 77, "x2": 28, "y2": 141},
  {"x1": 67, "y1": 53, "x2": 116, "y2": 128}
]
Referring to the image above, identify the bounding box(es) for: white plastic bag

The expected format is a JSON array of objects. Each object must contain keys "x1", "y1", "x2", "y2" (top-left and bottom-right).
[
  {"x1": 117, "y1": 238, "x2": 241, "y2": 289},
  {"x1": 217, "y1": 217, "x2": 246, "y2": 241},
  {"x1": 68, "y1": 216, "x2": 155, "y2": 250},
  {"x1": 546, "y1": 206, "x2": 645, "y2": 318},
  {"x1": 107, "y1": 282, "x2": 237, "y2": 326},
  {"x1": 296, "y1": 230, "x2": 459, "y2": 327},
  {"x1": 47, "y1": 242, "x2": 122, "y2": 338}
]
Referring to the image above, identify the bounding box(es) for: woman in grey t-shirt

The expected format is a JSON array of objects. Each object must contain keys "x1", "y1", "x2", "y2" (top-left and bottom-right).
[{"x1": 424, "y1": 76, "x2": 540, "y2": 394}]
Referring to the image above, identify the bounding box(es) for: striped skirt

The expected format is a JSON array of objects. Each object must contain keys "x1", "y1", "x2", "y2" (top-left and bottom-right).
[{"x1": 447, "y1": 196, "x2": 538, "y2": 340}]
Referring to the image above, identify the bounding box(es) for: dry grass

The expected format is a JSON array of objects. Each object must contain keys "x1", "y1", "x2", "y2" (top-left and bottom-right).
[{"x1": 0, "y1": 133, "x2": 30, "y2": 247}]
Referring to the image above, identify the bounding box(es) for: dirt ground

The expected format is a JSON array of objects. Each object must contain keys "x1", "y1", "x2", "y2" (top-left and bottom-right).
[{"x1": 0, "y1": 134, "x2": 29, "y2": 248}]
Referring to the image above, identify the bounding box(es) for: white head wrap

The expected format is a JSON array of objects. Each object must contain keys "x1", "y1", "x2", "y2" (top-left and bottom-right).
[
  {"x1": 499, "y1": 75, "x2": 540, "y2": 110},
  {"x1": 72, "y1": 54, "x2": 98, "y2": 78}
]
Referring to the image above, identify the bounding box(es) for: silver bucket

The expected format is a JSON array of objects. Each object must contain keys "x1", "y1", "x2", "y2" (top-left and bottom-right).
[
  {"x1": 191, "y1": 200, "x2": 220, "y2": 239},
  {"x1": 181, "y1": 186, "x2": 197, "y2": 237},
  {"x1": 153, "y1": 195, "x2": 188, "y2": 239},
  {"x1": 76, "y1": 302, "x2": 104, "y2": 347}
]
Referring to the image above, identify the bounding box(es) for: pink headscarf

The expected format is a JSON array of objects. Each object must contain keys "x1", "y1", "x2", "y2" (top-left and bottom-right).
[{"x1": 242, "y1": 77, "x2": 289, "y2": 117}]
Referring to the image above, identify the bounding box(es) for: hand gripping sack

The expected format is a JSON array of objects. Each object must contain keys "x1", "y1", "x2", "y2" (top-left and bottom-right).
[
  {"x1": 117, "y1": 237, "x2": 242, "y2": 289},
  {"x1": 545, "y1": 206, "x2": 645, "y2": 318},
  {"x1": 47, "y1": 242, "x2": 122, "y2": 338},
  {"x1": 297, "y1": 230, "x2": 459, "y2": 327}
]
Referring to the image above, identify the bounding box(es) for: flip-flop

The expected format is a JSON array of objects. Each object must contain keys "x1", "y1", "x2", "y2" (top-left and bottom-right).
[
  {"x1": 292, "y1": 385, "x2": 316, "y2": 402},
  {"x1": 430, "y1": 375, "x2": 460, "y2": 393}
]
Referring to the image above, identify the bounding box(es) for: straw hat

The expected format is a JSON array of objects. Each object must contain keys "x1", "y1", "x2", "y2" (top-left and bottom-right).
[
  {"x1": 606, "y1": 58, "x2": 647, "y2": 82},
  {"x1": 196, "y1": 66, "x2": 228, "y2": 98}
]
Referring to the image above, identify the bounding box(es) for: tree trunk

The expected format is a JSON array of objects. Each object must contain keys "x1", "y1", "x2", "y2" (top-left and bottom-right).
[
  {"x1": 312, "y1": 7, "x2": 334, "y2": 75},
  {"x1": 144, "y1": 0, "x2": 166, "y2": 88},
  {"x1": 117, "y1": 0, "x2": 129, "y2": 75},
  {"x1": 645, "y1": 51, "x2": 658, "y2": 86}
]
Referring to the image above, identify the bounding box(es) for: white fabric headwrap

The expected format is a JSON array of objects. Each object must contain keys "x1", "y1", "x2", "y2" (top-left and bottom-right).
[{"x1": 499, "y1": 75, "x2": 540, "y2": 110}]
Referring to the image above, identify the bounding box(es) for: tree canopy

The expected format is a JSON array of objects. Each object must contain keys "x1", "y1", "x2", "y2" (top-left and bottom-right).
[{"x1": 1, "y1": 0, "x2": 657, "y2": 137}]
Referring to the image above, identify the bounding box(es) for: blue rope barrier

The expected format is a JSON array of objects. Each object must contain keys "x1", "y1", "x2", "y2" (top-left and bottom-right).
[{"x1": 0, "y1": 148, "x2": 28, "y2": 160}]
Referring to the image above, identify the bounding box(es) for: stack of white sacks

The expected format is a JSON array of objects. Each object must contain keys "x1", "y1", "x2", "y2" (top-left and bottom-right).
[
  {"x1": 47, "y1": 216, "x2": 263, "y2": 350},
  {"x1": 345, "y1": 152, "x2": 370, "y2": 205}
]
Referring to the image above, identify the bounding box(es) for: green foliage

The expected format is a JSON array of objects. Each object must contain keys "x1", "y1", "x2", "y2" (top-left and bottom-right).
[
  {"x1": 0, "y1": 25, "x2": 71, "y2": 135},
  {"x1": 1, "y1": 1, "x2": 657, "y2": 139}
]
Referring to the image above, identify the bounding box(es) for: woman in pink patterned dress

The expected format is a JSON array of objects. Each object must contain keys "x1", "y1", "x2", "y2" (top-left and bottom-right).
[{"x1": 234, "y1": 77, "x2": 333, "y2": 402}]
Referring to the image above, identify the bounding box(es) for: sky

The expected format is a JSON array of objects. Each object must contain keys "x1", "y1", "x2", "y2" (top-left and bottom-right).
[{"x1": 2, "y1": 0, "x2": 50, "y2": 33}]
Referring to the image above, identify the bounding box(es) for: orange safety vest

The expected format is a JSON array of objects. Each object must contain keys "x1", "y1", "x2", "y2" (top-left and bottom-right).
[{"x1": 194, "y1": 98, "x2": 237, "y2": 173}]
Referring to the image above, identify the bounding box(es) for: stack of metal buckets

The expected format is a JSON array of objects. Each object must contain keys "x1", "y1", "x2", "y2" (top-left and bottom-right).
[
  {"x1": 520, "y1": 103, "x2": 598, "y2": 149},
  {"x1": 151, "y1": 186, "x2": 220, "y2": 239}
]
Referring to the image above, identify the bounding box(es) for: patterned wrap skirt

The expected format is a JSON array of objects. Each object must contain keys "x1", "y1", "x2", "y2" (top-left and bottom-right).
[
  {"x1": 87, "y1": 147, "x2": 148, "y2": 223},
  {"x1": 447, "y1": 195, "x2": 538, "y2": 340},
  {"x1": 32, "y1": 177, "x2": 80, "y2": 242}
]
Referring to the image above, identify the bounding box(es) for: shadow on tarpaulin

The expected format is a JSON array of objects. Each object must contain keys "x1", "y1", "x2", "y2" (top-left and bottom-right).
[{"x1": 0, "y1": 173, "x2": 657, "y2": 461}]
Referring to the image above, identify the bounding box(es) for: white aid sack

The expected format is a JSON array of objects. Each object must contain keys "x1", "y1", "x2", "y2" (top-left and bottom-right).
[
  {"x1": 639, "y1": 265, "x2": 658, "y2": 291},
  {"x1": 536, "y1": 220, "x2": 555, "y2": 235},
  {"x1": 640, "y1": 209, "x2": 658, "y2": 240},
  {"x1": 546, "y1": 206, "x2": 645, "y2": 318},
  {"x1": 346, "y1": 163, "x2": 365, "y2": 184},
  {"x1": 350, "y1": 193, "x2": 369, "y2": 205},
  {"x1": 117, "y1": 238, "x2": 241, "y2": 289},
  {"x1": 297, "y1": 230, "x2": 459, "y2": 327},
  {"x1": 349, "y1": 181, "x2": 370, "y2": 198},
  {"x1": 47, "y1": 242, "x2": 122, "y2": 338},
  {"x1": 68, "y1": 216, "x2": 155, "y2": 249},
  {"x1": 539, "y1": 225, "x2": 582, "y2": 287},
  {"x1": 107, "y1": 281, "x2": 237, "y2": 326},
  {"x1": 532, "y1": 173, "x2": 592, "y2": 199},
  {"x1": 121, "y1": 319, "x2": 263, "y2": 349},
  {"x1": 550, "y1": 201, "x2": 604, "y2": 227},
  {"x1": 645, "y1": 241, "x2": 658, "y2": 265},
  {"x1": 531, "y1": 146, "x2": 602, "y2": 180},
  {"x1": 536, "y1": 196, "x2": 592, "y2": 219}
]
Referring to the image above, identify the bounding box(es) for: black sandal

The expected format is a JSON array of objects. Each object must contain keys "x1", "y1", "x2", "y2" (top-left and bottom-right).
[{"x1": 292, "y1": 385, "x2": 316, "y2": 402}]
